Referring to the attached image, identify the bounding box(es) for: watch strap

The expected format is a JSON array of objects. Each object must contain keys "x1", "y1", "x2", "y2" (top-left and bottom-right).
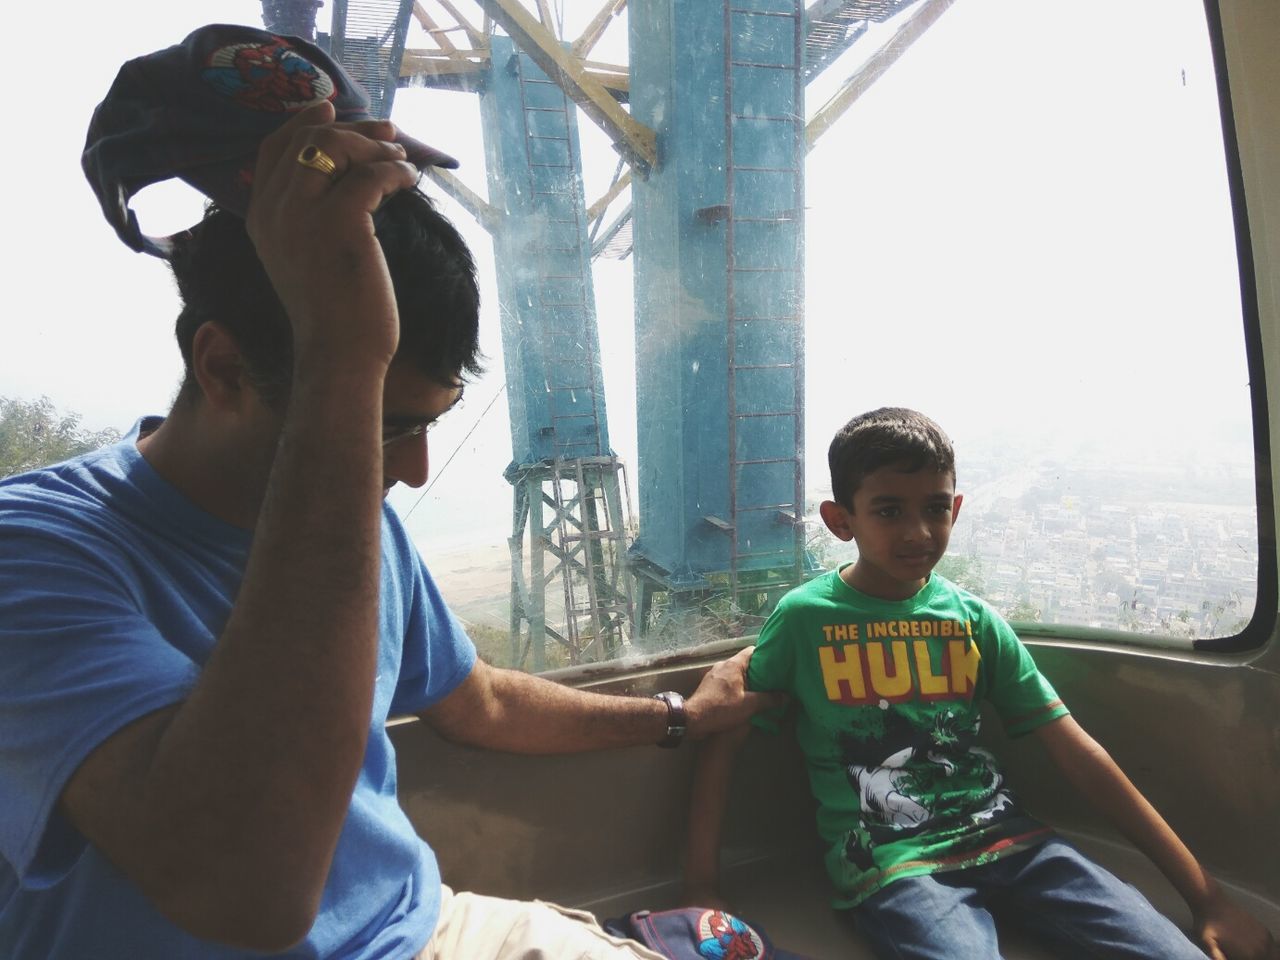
[{"x1": 653, "y1": 691, "x2": 687, "y2": 748}]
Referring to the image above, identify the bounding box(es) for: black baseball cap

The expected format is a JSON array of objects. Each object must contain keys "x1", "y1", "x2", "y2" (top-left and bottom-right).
[{"x1": 82, "y1": 23, "x2": 459, "y2": 258}]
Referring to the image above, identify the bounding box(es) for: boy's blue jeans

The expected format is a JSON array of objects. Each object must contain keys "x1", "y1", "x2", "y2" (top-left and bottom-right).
[{"x1": 849, "y1": 838, "x2": 1205, "y2": 959}]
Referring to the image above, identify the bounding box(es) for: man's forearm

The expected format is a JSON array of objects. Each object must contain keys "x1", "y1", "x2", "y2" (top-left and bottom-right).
[
  {"x1": 423, "y1": 646, "x2": 778, "y2": 756},
  {"x1": 168, "y1": 371, "x2": 386, "y2": 857},
  {"x1": 427, "y1": 663, "x2": 670, "y2": 753}
]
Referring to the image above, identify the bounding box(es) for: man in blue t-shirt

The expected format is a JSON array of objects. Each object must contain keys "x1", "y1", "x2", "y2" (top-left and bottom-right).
[{"x1": 0, "y1": 25, "x2": 778, "y2": 959}]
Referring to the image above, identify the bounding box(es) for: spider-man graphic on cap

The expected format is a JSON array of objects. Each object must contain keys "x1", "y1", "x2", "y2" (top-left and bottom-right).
[
  {"x1": 202, "y1": 38, "x2": 336, "y2": 112},
  {"x1": 697, "y1": 910, "x2": 766, "y2": 960}
]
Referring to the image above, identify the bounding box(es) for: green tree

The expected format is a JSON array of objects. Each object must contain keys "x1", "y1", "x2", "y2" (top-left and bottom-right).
[
  {"x1": 0, "y1": 396, "x2": 121, "y2": 478},
  {"x1": 935, "y1": 555, "x2": 987, "y2": 595},
  {"x1": 1008, "y1": 599, "x2": 1042, "y2": 623}
]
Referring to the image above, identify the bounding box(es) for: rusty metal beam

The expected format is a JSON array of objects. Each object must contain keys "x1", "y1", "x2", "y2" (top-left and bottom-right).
[
  {"x1": 572, "y1": 0, "x2": 627, "y2": 60},
  {"x1": 400, "y1": 53, "x2": 622, "y2": 98},
  {"x1": 534, "y1": 0, "x2": 555, "y2": 32},
  {"x1": 400, "y1": 49, "x2": 489, "y2": 92},
  {"x1": 436, "y1": 0, "x2": 486, "y2": 47},
  {"x1": 585, "y1": 69, "x2": 628, "y2": 99},
  {"x1": 402, "y1": 48, "x2": 489, "y2": 69},
  {"x1": 413, "y1": 2, "x2": 464, "y2": 59},
  {"x1": 806, "y1": 0, "x2": 957, "y2": 152},
  {"x1": 587, "y1": 169, "x2": 631, "y2": 225},
  {"x1": 424, "y1": 167, "x2": 497, "y2": 229},
  {"x1": 477, "y1": 0, "x2": 656, "y2": 171}
]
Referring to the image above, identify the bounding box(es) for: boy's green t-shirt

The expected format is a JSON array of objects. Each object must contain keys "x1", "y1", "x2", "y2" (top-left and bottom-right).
[{"x1": 747, "y1": 569, "x2": 1069, "y2": 908}]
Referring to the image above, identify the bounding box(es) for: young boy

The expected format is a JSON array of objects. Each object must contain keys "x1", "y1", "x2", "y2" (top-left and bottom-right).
[{"x1": 684, "y1": 408, "x2": 1277, "y2": 959}]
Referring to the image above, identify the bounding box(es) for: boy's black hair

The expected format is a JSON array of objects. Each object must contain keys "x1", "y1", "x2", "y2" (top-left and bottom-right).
[
  {"x1": 828, "y1": 407, "x2": 955, "y2": 509},
  {"x1": 168, "y1": 187, "x2": 483, "y2": 407}
]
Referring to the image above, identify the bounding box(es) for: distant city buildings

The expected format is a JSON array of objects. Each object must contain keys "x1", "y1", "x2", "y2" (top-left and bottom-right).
[{"x1": 807, "y1": 453, "x2": 1260, "y2": 643}]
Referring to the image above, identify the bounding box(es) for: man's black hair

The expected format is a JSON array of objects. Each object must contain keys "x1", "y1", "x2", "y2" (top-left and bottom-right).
[
  {"x1": 168, "y1": 187, "x2": 483, "y2": 406},
  {"x1": 828, "y1": 407, "x2": 955, "y2": 509}
]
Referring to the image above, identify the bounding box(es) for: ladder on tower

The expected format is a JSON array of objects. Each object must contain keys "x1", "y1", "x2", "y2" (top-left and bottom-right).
[
  {"x1": 512, "y1": 49, "x2": 607, "y2": 460},
  {"x1": 723, "y1": 1, "x2": 809, "y2": 621}
]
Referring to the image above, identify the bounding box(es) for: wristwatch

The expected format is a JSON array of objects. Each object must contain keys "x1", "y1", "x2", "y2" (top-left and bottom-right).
[{"x1": 652, "y1": 691, "x2": 688, "y2": 748}]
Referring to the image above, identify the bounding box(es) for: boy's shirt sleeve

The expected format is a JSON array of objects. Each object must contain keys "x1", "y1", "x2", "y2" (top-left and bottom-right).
[
  {"x1": 745, "y1": 598, "x2": 797, "y2": 735},
  {"x1": 977, "y1": 604, "x2": 1070, "y2": 737}
]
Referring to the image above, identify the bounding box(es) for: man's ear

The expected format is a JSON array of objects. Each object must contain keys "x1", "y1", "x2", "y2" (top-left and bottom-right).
[
  {"x1": 952, "y1": 492, "x2": 964, "y2": 524},
  {"x1": 190, "y1": 322, "x2": 249, "y2": 412},
  {"x1": 819, "y1": 499, "x2": 855, "y2": 542}
]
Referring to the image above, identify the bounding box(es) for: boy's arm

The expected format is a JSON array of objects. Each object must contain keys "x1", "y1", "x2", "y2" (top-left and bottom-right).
[
  {"x1": 682, "y1": 723, "x2": 752, "y2": 909},
  {"x1": 1036, "y1": 715, "x2": 1278, "y2": 960}
]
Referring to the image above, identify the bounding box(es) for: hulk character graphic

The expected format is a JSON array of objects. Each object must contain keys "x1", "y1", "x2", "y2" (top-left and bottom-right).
[{"x1": 839, "y1": 705, "x2": 1016, "y2": 870}]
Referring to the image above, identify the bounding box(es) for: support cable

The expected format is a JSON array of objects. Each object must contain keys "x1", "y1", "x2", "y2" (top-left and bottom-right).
[{"x1": 403, "y1": 382, "x2": 509, "y2": 519}]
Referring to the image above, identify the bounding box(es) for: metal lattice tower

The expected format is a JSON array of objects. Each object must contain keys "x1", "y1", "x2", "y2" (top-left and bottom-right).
[
  {"x1": 507, "y1": 457, "x2": 633, "y2": 669},
  {"x1": 261, "y1": 0, "x2": 325, "y2": 40},
  {"x1": 328, "y1": 0, "x2": 417, "y2": 118}
]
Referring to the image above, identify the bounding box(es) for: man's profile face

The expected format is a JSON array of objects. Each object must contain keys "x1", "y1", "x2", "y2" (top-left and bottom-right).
[{"x1": 379, "y1": 361, "x2": 463, "y2": 495}]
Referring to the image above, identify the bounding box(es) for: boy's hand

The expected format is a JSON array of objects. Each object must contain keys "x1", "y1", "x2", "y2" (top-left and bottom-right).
[
  {"x1": 684, "y1": 647, "x2": 786, "y2": 739},
  {"x1": 1196, "y1": 888, "x2": 1279, "y2": 960}
]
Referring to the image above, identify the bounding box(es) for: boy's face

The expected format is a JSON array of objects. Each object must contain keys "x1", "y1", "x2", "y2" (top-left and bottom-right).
[{"x1": 819, "y1": 464, "x2": 963, "y2": 601}]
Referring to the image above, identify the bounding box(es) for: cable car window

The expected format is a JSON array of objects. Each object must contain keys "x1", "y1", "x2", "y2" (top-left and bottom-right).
[
  {"x1": 395, "y1": 0, "x2": 1263, "y2": 660},
  {"x1": 4, "y1": 0, "x2": 1261, "y2": 673}
]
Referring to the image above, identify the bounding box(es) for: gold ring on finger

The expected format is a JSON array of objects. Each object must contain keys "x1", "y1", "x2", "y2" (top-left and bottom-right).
[{"x1": 297, "y1": 144, "x2": 338, "y2": 177}]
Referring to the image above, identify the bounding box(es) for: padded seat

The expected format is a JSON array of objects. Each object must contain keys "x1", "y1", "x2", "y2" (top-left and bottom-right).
[{"x1": 578, "y1": 833, "x2": 1280, "y2": 960}]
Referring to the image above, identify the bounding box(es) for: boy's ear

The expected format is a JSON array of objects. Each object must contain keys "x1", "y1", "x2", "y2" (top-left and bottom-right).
[
  {"x1": 952, "y1": 493, "x2": 964, "y2": 524},
  {"x1": 819, "y1": 500, "x2": 855, "y2": 542}
]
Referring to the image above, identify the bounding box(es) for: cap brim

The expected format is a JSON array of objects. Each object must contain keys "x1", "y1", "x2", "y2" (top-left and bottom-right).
[
  {"x1": 399, "y1": 133, "x2": 458, "y2": 170},
  {"x1": 115, "y1": 134, "x2": 458, "y2": 258}
]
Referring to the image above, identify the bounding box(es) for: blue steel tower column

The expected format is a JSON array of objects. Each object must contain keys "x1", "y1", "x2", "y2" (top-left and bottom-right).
[
  {"x1": 629, "y1": 1, "x2": 808, "y2": 630},
  {"x1": 481, "y1": 36, "x2": 612, "y2": 466},
  {"x1": 480, "y1": 36, "x2": 633, "y2": 668}
]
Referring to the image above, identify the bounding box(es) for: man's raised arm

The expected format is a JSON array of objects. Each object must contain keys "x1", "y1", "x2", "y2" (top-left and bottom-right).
[{"x1": 59, "y1": 104, "x2": 419, "y2": 952}]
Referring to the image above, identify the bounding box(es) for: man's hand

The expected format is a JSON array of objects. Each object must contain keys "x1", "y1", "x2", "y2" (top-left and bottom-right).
[
  {"x1": 684, "y1": 646, "x2": 786, "y2": 738},
  {"x1": 1196, "y1": 887, "x2": 1280, "y2": 960},
  {"x1": 245, "y1": 100, "x2": 420, "y2": 371}
]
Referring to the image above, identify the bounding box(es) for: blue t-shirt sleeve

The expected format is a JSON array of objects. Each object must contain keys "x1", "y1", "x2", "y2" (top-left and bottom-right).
[
  {"x1": 0, "y1": 532, "x2": 199, "y2": 884},
  {"x1": 384, "y1": 514, "x2": 476, "y2": 718}
]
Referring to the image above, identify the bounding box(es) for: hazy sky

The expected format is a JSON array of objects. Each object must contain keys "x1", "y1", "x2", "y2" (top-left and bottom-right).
[{"x1": 0, "y1": 0, "x2": 1251, "y2": 552}]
